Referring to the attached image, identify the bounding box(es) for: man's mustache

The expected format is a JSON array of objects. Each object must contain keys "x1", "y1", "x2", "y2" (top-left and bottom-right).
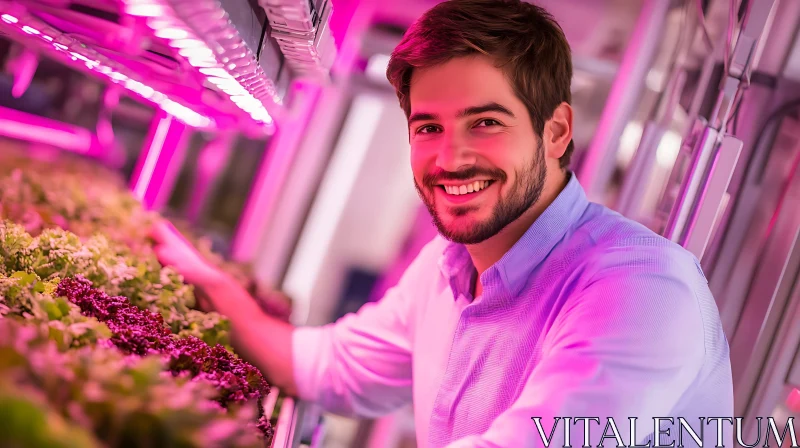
[{"x1": 423, "y1": 167, "x2": 507, "y2": 188}]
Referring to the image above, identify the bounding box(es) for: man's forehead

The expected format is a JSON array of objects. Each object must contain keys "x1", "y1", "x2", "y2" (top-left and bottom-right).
[
  {"x1": 409, "y1": 56, "x2": 513, "y2": 97},
  {"x1": 407, "y1": 58, "x2": 523, "y2": 120}
]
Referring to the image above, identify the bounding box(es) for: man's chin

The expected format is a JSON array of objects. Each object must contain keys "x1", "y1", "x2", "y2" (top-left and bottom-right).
[
  {"x1": 438, "y1": 228, "x2": 492, "y2": 245},
  {"x1": 437, "y1": 209, "x2": 483, "y2": 228},
  {"x1": 435, "y1": 216, "x2": 493, "y2": 245}
]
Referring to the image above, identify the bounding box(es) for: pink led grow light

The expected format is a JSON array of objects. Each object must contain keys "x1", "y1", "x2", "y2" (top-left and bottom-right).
[
  {"x1": 0, "y1": 105, "x2": 97, "y2": 154},
  {"x1": 122, "y1": 0, "x2": 283, "y2": 127},
  {"x1": 0, "y1": 9, "x2": 213, "y2": 128}
]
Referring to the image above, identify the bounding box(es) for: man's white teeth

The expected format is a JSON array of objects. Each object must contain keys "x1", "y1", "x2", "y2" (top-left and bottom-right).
[{"x1": 444, "y1": 181, "x2": 490, "y2": 195}]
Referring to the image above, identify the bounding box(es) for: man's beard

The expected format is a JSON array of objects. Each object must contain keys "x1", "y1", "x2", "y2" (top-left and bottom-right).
[{"x1": 415, "y1": 142, "x2": 547, "y2": 245}]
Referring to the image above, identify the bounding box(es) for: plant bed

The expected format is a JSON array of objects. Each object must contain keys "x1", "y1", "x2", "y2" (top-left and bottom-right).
[{"x1": 0, "y1": 147, "x2": 286, "y2": 446}]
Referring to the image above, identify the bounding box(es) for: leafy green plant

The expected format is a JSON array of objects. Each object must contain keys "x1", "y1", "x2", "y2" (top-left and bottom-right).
[
  {"x1": 0, "y1": 220, "x2": 229, "y2": 348},
  {"x1": 0, "y1": 319, "x2": 269, "y2": 447},
  {"x1": 0, "y1": 270, "x2": 111, "y2": 350}
]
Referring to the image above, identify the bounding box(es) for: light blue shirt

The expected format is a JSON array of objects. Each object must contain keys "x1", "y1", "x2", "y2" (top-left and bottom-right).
[{"x1": 293, "y1": 173, "x2": 734, "y2": 447}]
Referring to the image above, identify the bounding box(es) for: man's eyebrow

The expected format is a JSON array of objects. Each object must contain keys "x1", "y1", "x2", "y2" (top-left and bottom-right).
[
  {"x1": 408, "y1": 112, "x2": 439, "y2": 125},
  {"x1": 458, "y1": 102, "x2": 515, "y2": 118},
  {"x1": 407, "y1": 102, "x2": 515, "y2": 126}
]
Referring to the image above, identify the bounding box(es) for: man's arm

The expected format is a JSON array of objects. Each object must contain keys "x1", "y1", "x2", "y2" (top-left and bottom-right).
[
  {"x1": 150, "y1": 220, "x2": 300, "y2": 394},
  {"x1": 200, "y1": 272, "x2": 299, "y2": 395},
  {"x1": 287, "y1": 234, "x2": 443, "y2": 417},
  {"x1": 444, "y1": 245, "x2": 725, "y2": 448},
  {"x1": 200, "y1": 260, "x2": 419, "y2": 417},
  {"x1": 289, "y1": 283, "x2": 416, "y2": 417},
  {"x1": 151, "y1": 219, "x2": 428, "y2": 417}
]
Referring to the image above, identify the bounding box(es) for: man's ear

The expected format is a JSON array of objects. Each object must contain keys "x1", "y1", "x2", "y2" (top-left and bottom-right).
[{"x1": 543, "y1": 102, "x2": 573, "y2": 160}]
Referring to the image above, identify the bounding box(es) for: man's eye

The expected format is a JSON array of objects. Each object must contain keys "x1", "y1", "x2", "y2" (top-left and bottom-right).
[
  {"x1": 417, "y1": 125, "x2": 440, "y2": 134},
  {"x1": 475, "y1": 119, "x2": 501, "y2": 128}
]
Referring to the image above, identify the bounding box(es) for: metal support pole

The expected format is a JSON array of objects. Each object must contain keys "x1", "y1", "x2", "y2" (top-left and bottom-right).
[
  {"x1": 662, "y1": 0, "x2": 779, "y2": 262},
  {"x1": 616, "y1": 68, "x2": 687, "y2": 220},
  {"x1": 663, "y1": 126, "x2": 720, "y2": 242},
  {"x1": 615, "y1": 122, "x2": 667, "y2": 218},
  {"x1": 576, "y1": 0, "x2": 671, "y2": 203},
  {"x1": 703, "y1": 0, "x2": 798, "y2": 280},
  {"x1": 130, "y1": 111, "x2": 189, "y2": 210},
  {"x1": 680, "y1": 134, "x2": 743, "y2": 258}
]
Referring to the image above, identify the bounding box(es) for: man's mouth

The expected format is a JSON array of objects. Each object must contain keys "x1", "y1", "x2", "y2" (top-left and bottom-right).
[
  {"x1": 440, "y1": 180, "x2": 493, "y2": 195},
  {"x1": 434, "y1": 180, "x2": 496, "y2": 204}
]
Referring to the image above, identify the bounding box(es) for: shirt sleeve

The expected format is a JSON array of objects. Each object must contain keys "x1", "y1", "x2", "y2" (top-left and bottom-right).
[
  {"x1": 291, "y1": 237, "x2": 442, "y2": 418},
  {"x1": 443, "y1": 244, "x2": 710, "y2": 448}
]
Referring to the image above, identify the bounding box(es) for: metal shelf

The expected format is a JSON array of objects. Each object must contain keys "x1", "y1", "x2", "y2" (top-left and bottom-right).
[{"x1": 271, "y1": 394, "x2": 325, "y2": 448}]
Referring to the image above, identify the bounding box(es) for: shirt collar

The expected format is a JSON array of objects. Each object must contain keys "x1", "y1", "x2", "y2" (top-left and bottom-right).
[{"x1": 438, "y1": 172, "x2": 590, "y2": 299}]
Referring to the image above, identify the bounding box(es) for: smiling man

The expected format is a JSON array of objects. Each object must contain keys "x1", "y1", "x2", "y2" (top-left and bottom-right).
[{"x1": 150, "y1": 1, "x2": 734, "y2": 447}]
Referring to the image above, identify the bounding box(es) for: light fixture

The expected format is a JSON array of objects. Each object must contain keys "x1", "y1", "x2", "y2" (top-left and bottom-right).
[
  {"x1": 260, "y1": 0, "x2": 336, "y2": 79},
  {"x1": 0, "y1": 12, "x2": 212, "y2": 128},
  {"x1": 122, "y1": 0, "x2": 282, "y2": 130},
  {"x1": 154, "y1": 27, "x2": 188, "y2": 40},
  {"x1": 198, "y1": 67, "x2": 228, "y2": 77},
  {"x1": 126, "y1": 4, "x2": 165, "y2": 17},
  {"x1": 0, "y1": 105, "x2": 95, "y2": 154}
]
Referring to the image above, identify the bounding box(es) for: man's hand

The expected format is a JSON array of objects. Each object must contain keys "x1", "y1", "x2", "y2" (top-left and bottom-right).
[
  {"x1": 149, "y1": 219, "x2": 224, "y2": 290},
  {"x1": 149, "y1": 219, "x2": 298, "y2": 395}
]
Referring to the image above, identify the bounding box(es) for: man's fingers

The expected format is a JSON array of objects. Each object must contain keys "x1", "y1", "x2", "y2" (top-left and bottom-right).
[
  {"x1": 152, "y1": 244, "x2": 172, "y2": 267},
  {"x1": 148, "y1": 219, "x2": 171, "y2": 244},
  {"x1": 149, "y1": 219, "x2": 188, "y2": 247}
]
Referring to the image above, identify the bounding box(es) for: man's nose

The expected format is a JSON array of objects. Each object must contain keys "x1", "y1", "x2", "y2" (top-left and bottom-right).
[{"x1": 435, "y1": 132, "x2": 476, "y2": 172}]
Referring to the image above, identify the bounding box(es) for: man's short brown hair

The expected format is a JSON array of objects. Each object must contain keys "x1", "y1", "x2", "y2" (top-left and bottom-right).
[{"x1": 386, "y1": 0, "x2": 574, "y2": 168}]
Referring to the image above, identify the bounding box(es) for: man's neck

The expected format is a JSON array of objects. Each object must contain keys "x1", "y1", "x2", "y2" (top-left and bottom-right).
[{"x1": 467, "y1": 171, "x2": 569, "y2": 280}]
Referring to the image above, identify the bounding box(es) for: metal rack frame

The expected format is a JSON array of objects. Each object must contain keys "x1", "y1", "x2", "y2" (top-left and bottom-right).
[{"x1": 269, "y1": 394, "x2": 324, "y2": 448}]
